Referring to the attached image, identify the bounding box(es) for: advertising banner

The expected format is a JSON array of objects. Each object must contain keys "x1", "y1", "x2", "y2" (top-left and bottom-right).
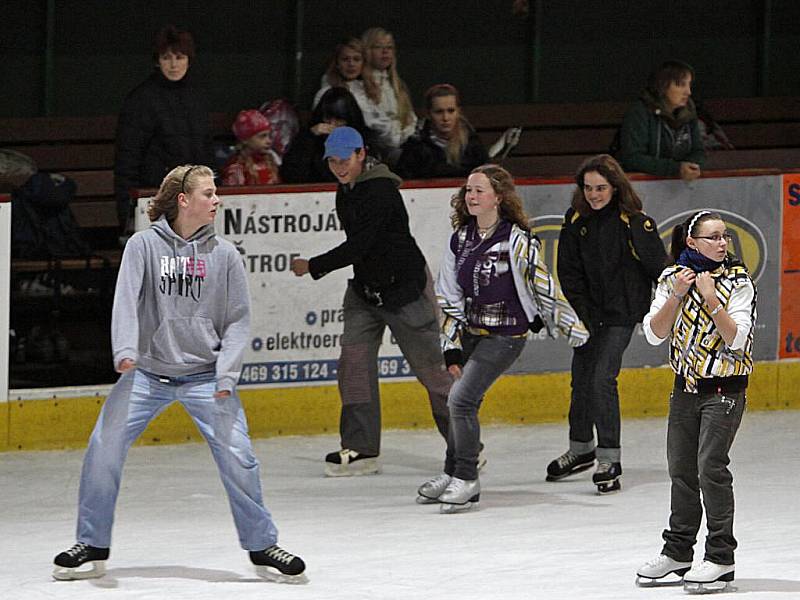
[
  {"x1": 138, "y1": 174, "x2": 781, "y2": 387},
  {"x1": 780, "y1": 174, "x2": 800, "y2": 359}
]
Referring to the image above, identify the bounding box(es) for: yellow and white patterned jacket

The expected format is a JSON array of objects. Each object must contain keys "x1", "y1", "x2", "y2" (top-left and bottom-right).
[{"x1": 643, "y1": 262, "x2": 757, "y2": 392}]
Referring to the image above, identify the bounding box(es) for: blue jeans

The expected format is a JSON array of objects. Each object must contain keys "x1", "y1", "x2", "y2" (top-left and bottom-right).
[
  {"x1": 567, "y1": 325, "x2": 634, "y2": 462},
  {"x1": 76, "y1": 369, "x2": 278, "y2": 551},
  {"x1": 444, "y1": 334, "x2": 526, "y2": 480}
]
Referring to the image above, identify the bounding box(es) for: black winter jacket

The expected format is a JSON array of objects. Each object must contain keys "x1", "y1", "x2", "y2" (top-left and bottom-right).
[
  {"x1": 308, "y1": 162, "x2": 427, "y2": 308},
  {"x1": 114, "y1": 70, "x2": 213, "y2": 225},
  {"x1": 395, "y1": 118, "x2": 488, "y2": 180},
  {"x1": 557, "y1": 202, "x2": 666, "y2": 332}
]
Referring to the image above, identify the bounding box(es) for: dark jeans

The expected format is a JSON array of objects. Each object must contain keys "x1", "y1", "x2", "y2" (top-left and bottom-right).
[
  {"x1": 444, "y1": 333, "x2": 526, "y2": 480},
  {"x1": 337, "y1": 283, "x2": 451, "y2": 455},
  {"x1": 661, "y1": 385, "x2": 746, "y2": 565},
  {"x1": 568, "y1": 324, "x2": 634, "y2": 462}
]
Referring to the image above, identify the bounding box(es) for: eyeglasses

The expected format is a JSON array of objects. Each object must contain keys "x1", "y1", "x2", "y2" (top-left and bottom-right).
[{"x1": 694, "y1": 232, "x2": 733, "y2": 243}]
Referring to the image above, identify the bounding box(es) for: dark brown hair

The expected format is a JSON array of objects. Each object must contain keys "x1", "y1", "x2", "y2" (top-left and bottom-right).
[
  {"x1": 152, "y1": 25, "x2": 195, "y2": 62},
  {"x1": 647, "y1": 59, "x2": 694, "y2": 98},
  {"x1": 668, "y1": 210, "x2": 723, "y2": 264},
  {"x1": 571, "y1": 154, "x2": 643, "y2": 218},
  {"x1": 451, "y1": 164, "x2": 528, "y2": 230}
]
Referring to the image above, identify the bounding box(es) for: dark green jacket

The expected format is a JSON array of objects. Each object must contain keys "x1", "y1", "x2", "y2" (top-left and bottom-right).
[{"x1": 617, "y1": 94, "x2": 705, "y2": 177}]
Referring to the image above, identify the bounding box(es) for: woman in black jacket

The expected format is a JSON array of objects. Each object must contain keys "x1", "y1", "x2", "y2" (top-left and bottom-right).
[
  {"x1": 395, "y1": 84, "x2": 488, "y2": 180},
  {"x1": 114, "y1": 25, "x2": 214, "y2": 233},
  {"x1": 547, "y1": 154, "x2": 666, "y2": 494},
  {"x1": 280, "y1": 87, "x2": 377, "y2": 184}
]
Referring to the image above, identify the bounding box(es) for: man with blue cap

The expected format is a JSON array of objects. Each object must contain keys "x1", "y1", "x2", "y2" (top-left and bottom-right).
[{"x1": 291, "y1": 126, "x2": 452, "y2": 477}]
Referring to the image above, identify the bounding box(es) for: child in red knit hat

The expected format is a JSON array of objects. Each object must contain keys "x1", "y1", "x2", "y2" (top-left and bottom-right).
[{"x1": 222, "y1": 109, "x2": 282, "y2": 186}]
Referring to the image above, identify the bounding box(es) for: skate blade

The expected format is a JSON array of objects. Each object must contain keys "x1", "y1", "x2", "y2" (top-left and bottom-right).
[
  {"x1": 683, "y1": 579, "x2": 735, "y2": 594},
  {"x1": 635, "y1": 571, "x2": 687, "y2": 587},
  {"x1": 324, "y1": 458, "x2": 380, "y2": 477},
  {"x1": 53, "y1": 561, "x2": 106, "y2": 581},
  {"x1": 439, "y1": 500, "x2": 479, "y2": 514},
  {"x1": 595, "y1": 479, "x2": 621, "y2": 494},
  {"x1": 545, "y1": 461, "x2": 594, "y2": 481},
  {"x1": 255, "y1": 565, "x2": 309, "y2": 585},
  {"x1": 416, "y1": 494, "x2": 440, "y2": 504}
]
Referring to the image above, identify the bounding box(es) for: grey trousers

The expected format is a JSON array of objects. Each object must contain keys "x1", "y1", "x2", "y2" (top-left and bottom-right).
[
  {"x1": 661, "y1": 385, "x2": 746, "y2": 565},
  {"x1": 336, "y1": 282, "x2": 451, "y2": 455}
]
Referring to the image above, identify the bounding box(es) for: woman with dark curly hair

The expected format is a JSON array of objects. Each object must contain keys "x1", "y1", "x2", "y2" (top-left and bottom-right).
[
  {"x1": 546, "y1": 154, "x2": 666, "y2": 494},
  {"x1": 417, "y1": 164, "x2": 589, "y2": 513}
]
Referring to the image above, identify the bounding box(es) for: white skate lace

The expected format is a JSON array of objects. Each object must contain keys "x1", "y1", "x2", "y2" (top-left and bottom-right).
[
  {"x1": 65, "y1": 542, "x2": 89, "y2": 558},
  {"x1": 428, "y1": 474, "x2": 450, "y2": 487},
  {"x1": 555, "y1": 451, "x2": 577, "y2": 468},
  {"x1": 447, "y1": 478, "x2": 466, "y2": 494},
  {"x1": 265, "y1": 545, "x2": 295, "y2": 565},
  {"x1": 644, "y1": 554, "x2": 670, "y2": 569},
  {"x1": 596, "y1": 461, "x2": 612, "y2": 474}
]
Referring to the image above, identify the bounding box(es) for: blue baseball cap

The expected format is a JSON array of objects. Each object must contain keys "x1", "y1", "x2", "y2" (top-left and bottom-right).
[{"x1": 323, "y1": 126, "x2": 364, "y2": 159}]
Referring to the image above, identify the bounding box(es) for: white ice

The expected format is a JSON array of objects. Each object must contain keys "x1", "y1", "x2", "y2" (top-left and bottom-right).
[{"x1": 1, "y1": 410, "x2": 799, "y2": 600}]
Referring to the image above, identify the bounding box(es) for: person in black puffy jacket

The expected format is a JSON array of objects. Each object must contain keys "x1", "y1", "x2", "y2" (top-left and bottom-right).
[
  {"x1": 113, "y1": 25, "x2": 214, "y2": 233},
  {"x1": 546, "y1": 154, "x2": 666, "y2": 494},
  {"x1": 396, "y1": 84, "x2": 488, "y2": 180}
]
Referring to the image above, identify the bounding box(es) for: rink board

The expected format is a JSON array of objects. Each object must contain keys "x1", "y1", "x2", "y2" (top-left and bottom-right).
[
  {"x1": 3, "y1": 359, "x2": 799, "y2": 451},
  {"x1": 3, "y1": 173, "x2": 799, "y2": 450}
]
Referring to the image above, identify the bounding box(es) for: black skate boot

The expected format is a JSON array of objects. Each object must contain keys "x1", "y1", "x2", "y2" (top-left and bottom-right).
[
  {"x1": 53, "y1": 542, "x2": 110, "y2": 580},
  {"x1": 324, "y1": 449, "x2": 379, "y2": 477},
  {"x1": 546, "y1": 449, "x2": 595, "y2": 481},
  {"x1": 593, "y1": 461, "x2": 622, "y2": 494},
  {"x1": 250, "y1": 544, "x2": 307, "y2": 583}
]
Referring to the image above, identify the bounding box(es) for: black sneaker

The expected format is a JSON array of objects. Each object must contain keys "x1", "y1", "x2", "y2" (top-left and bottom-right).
[
  {"x1": 546, "y1": 449, "x2": 596, "y2": 481},
  {"x1": 250, "y1": 544, "x2": 306, "y2": 582},
  {"x1": 324, "y1": 448, "x2": 379, "y2": 477},
  {"x1": 593, "y1": 461, "x2": 622, "y2": 494},
  {"x1": 53, "y1": 542, "x2": 110, "y2": 580}
]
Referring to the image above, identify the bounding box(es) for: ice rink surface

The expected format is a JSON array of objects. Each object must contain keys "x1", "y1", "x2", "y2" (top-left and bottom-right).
[{"x1": 1, "y1": 409, "x2": 799, "y2": 600}]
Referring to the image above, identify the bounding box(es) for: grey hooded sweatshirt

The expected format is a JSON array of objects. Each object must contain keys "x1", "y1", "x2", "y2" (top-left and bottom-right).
[{"x1": 111, "y1": 216, "x2": 250, "y2": 392}]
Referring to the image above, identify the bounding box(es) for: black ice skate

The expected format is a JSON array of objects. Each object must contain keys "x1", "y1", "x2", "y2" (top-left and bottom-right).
[
  {"x1": 324, "y1": 448, "x2": 379, "y2": 477},
  {"x1": 683, "y1": 560, "x2": 736, "y2": 594},
  {"x1": 546, "y1": 449, "x2": 595, "y2": 481},
  {"x1": 250, "y1": 544, "x2": 307, "y2": 583},
  {"x1": 592, "y1": 461, "x2": 622, "y2": 493},
  {"x1": 52, "y1": 542, "x2": 110, "y2": 580}
]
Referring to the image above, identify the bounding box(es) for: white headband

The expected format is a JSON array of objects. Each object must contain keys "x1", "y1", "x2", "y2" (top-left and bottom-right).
[{"x1": 688, "y1": 210, "x2": 711, "y2": 235}]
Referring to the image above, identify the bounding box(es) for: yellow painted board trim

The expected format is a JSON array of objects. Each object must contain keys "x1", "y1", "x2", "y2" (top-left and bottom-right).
[{"x1": 5, "y1": 360, "x2": 800, "y2": 452}]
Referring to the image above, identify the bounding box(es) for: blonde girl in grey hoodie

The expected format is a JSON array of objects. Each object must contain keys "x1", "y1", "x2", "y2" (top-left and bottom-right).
[{"x1": 53, "y1": 165, "x2": 305, "y2": 583}]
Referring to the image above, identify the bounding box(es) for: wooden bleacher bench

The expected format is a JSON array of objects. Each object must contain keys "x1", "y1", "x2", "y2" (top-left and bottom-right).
[
  {"x1": 468, "y1": 96, "x2": 800, "y2": 176},
  {"x1": 1, "y1": 96, "x2": 798, "y2": 241}
]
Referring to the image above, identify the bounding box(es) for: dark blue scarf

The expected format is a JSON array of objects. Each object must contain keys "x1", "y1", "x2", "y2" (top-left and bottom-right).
[{"x1": 677, "y1": 247, "x2": 724, "y2": 273}]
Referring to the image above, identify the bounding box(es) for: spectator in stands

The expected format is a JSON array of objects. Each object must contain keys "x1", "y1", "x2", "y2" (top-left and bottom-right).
[
  {"x1": 416, "y1": 164, "x2": 588, "y2": 513},
  {"x1": 311, "y1": 38, "x2": 380, "y2": 111},
  {"x1": 281, "y1": 87, "x2": 376, "y2": 183},
  {"x1": 114, "y1": 25, "x2": 214, "y2": 235},
  {"x1": 221, "y1": 110, "x2": 281, "y2": 186},
  {"x1": 289, "y1": 127, "x2": 452, "y2": 477},
  {"x1": 616, "y1": 60, "x2": 705, "y2": 181},
  {"x1": 546, "y1": 154, "x2": 666, "y2": 494},
  {"x1": 360, "y1": 27, "x2": 418, "y2": 163},
  {"x1": 395, "y1": 84, "x2": 488, "y2": 179}
]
